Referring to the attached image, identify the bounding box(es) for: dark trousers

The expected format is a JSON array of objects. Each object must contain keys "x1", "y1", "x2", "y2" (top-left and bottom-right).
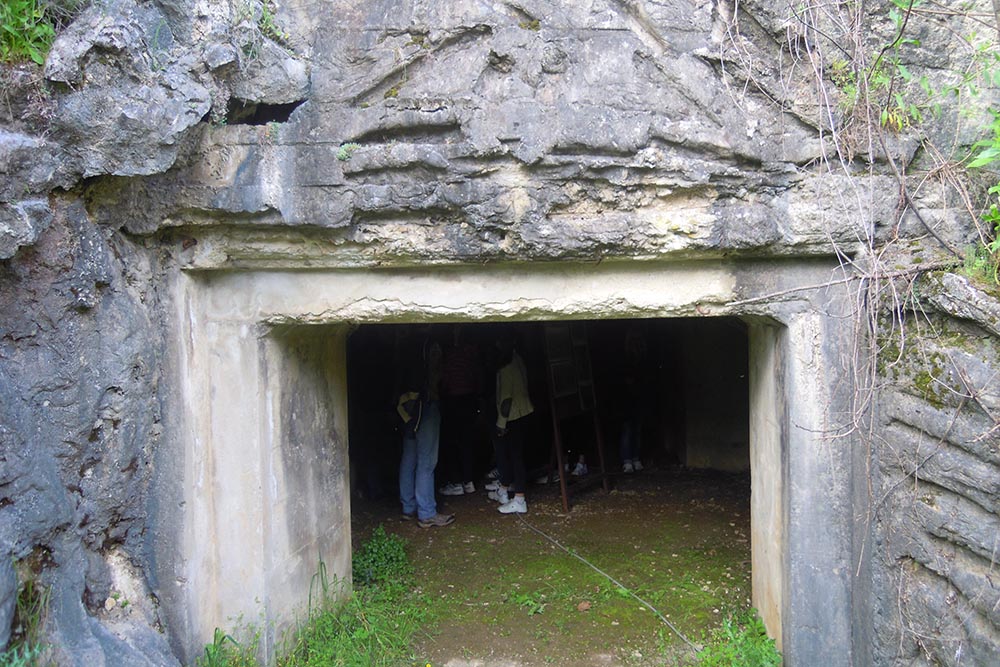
[
  {"x1": 441, "y1": 394, "x2": 478, "y2": 483},
  {"x1": 494, "y1": 416, "x2": 529, "y2": 494}
]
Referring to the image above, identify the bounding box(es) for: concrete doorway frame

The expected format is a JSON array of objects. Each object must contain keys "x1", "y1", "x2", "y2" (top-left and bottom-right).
[{"x1": 155, "y1": 259, "x2": 859, "y2": 666}]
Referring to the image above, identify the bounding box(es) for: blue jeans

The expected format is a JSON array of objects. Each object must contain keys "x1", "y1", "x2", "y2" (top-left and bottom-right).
[
  {"x1": 399, "y1": 401, "x2": 441, "y2": 521},
  {"x1": 620, "y1": 416, "x2": 641, "y2": 462}
]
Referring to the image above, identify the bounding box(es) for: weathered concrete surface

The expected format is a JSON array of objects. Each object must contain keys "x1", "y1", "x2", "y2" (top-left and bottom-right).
[
  {"x1": 748, "y1": 321, "x2": 784, "y2": 650},
  {"x1": 165, "y1": 258, "x2": 859, "y2": 664},
  {"x1": 0, "y1": 0, "x2": 996, "y2": 665},
  {"x1": 871, "y1": 274, "x2": 1000, "y2": 666}
]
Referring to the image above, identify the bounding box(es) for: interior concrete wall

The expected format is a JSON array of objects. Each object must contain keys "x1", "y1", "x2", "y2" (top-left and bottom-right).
[
  {"x1": 159, "y1": 258, "x2": 860, "y2": 665},
  {"x1": 748, "y1": 320, "x2": 785, "y2": 651}
]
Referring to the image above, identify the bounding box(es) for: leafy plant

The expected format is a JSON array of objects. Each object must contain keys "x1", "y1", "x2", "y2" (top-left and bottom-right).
[
  {"x1": 196, "y1": 629, "x2": 239, "y2": 667},
  {"x1": 0, "y1": 0, "x2": 56, "y2": 64},
  {"x1": 351, "y1": 525, "x2": 411, "y2": 588},
  {"x1": 696, "y1": 610, "x2": 782, "y2": 667},
  {"x1": 965, "y1": 110, "x2": 1000, "y2": 284},
  {"x1": 0, "y1": 644, "x2": 44, "y2": 667},
  {"x1": 336, "y1": 143, "x2": 361, "y2": 162},
  {"x1": 510, "y1": 590, "x2": 546, "y2": 616},
  {"x1": 0, "y1": 571, "x2": 49, "y2": 667}
]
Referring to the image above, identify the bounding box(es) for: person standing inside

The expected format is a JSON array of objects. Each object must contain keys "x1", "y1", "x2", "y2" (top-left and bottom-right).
[
  {"x1": 397, "y1": 330, "x2": 455, "y2": 528},
  {"x1": 619, "y1": 326, "x2": 648, "y2": 473},
  {"x1": 490, "y1": 332, "x2": 534, "y2": 514},
  {"x1": 438, "y1": 325, "x2": 483, "y2": 497}
]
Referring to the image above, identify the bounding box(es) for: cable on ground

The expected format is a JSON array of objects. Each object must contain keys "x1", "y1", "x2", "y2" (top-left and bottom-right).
[{"x1": 515, "y1": 513, "x2": 702, "y2": 653}]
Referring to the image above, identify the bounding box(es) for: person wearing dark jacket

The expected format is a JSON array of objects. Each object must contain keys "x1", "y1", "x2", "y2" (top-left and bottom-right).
[{"x1": 397, "y1": 333, "x2": 455, "y2": 528}]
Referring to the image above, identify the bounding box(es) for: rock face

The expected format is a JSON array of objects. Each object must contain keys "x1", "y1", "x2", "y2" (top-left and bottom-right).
[
  {"x1": 0, "y1": 0, "x2": 997, "y2": 664},
  {"x1": 871, "y1": 274, "x2": 1000, "y2": 667}
]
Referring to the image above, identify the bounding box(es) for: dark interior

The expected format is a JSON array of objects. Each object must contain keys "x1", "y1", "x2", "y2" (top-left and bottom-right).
[{"x1": 345, "y1": 317, "x2": 750, "y2": 501}]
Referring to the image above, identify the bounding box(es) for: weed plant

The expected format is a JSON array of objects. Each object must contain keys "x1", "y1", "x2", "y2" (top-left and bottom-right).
[
  {"x1": 0, "y1": 645, "x2": 43, "y2": 667},
  {"x1": 696, "y1": 610, "x2": 781, "y2": 667},
  {"x1": 351, "y1": 524, "x2": 411, "y2": 589},
  {"x1": 0, "y1": 0, "x2": 85, "y2": 65},
  {"x1": 1, "y1": 574, "x2": 49, "y2": 667},
  {"x1": 279, "y1": 528, "x2": 426, "y2": 667},
  {"x1": 194, "y1": 526, "x2": 427, "y2": 667},
  {"x1": 0, "y1": 0, "x2": 55, "y2": 64}
]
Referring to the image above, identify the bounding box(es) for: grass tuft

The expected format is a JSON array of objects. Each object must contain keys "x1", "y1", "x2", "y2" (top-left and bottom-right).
[{"x1": 696, "y1": 609, "x2": 782, "y2": 667}]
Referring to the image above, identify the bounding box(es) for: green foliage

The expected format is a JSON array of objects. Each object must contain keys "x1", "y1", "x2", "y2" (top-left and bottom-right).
[
  {"x1": 195, "y1": 629, "x2": 251, "y2": 667},
  {"x1": 697, "y1": 610, "x2": 782, "y2": 667},
  {"x1": 277, "y1": 535, "x2": 426, "y2": 667},
  {"x1": 257, "y1": 0, "x2": 289, "y2": 44},
  {"x1": 351, "y1": 525, "x2": 411, "y2": 589},
  {"x1": 0, "y1": 0, "x2": 56, "y2": 64},
  {"x1": 188, "y1": 532, "x2": 426, "y2": 667},
  {"x1": 276, "y1": 584, "x2": 428, "y2": 667},
  {"x1": 0, "y1": 645, "x2": 44, "y2": 667},
  {"x1": 336, "y1": 143, "x2": 361, "y2": 161},
  {"x1": 965, "y1": 110, "x2": 1000, "y2": 284},
  {"x1": 0, "y1": 570, "x2": 49, "y2": 667}
]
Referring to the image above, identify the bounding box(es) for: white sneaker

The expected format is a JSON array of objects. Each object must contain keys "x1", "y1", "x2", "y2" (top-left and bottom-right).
[
  {"x1": 498, "y1": 496, "x2": 527, "y2": 514},
  {"x1": 486, "y1": 467, "x2": 500, "y2": 480},
  {"x1": 439, "y1": 482, "x2": 465, "y2": 496},
  {"x1": 484, "y1": 480, "x2": 501, "y2": 491},
  {"x1": 463, "y1": 481, "x2": 476, "y2": 494},
  {"x1": 488, "y1": 487, "x2": 509, "y2": 504},
  {"x1": 633, "y1": 460, "x2": 644, "y2": 472},
  {"x1": 623, "y1": 461, "x2": 634, "y2": 474}
]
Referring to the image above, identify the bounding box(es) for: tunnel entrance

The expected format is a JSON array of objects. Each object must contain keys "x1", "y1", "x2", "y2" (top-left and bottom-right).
[
  {"x1": 165, "y1": 259, "x2": 860, "y2": 663},
  {"x1": 345, "y1": 317, "x2": 753, "y2": 661},
  {"x1": 346, "y1": 317, "x2": 750, "y2": 504}
]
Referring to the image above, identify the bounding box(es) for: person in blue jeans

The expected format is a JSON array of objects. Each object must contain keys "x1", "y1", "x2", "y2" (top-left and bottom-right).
[{"x1": 397, "y1": 333, "x2": 455, "y2": 528}]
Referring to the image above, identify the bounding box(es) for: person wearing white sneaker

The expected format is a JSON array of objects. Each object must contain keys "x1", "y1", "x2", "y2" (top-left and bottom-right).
[
  {"x1": 618, "y1": 326, "x2": 648, "y2": 476},
  {"x1": 498, "y1": 494, "x2": 527, "y2": 514},
  {"x1": 439, "y1": 325, "x2": 483, "y2": 498},
  {"x1": 487, "y1": 485, "x2": 508, "y2": 504},
  {"x1": 491, "y1": 333, "x2": 535, "y2": 518},
  {"x1": 439, "y1": 482, "x2": 465, "y2": 496}
]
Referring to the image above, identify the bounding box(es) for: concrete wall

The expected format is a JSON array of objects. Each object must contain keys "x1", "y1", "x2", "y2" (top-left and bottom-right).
[
  {"x1": 154, "y1": 257, "x2": 861, "y2": 665},
  {"x1": 162, "y1": 275, "x2": 351, "y2": 663},
  {"x1": 748, "y1": 320, "x2": 785, "y2": 651}
]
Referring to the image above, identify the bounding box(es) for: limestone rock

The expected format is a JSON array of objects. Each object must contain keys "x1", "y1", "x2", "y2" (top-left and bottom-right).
[
  {"x1": 0, "y1": 131, "x2": 68, "y2": 202},
  {"x1": 0, "y1": 200, "x2": 53, "y2": 260},
  {"x1": 0, "y1": 558, "x2": 14, "y2": 649},
  {"x1": 44, "y1": 0, "x2": 210, "y2": 177},
  {"x1": 922, "y1": 272, "x2": 1000, "y2": 339}
]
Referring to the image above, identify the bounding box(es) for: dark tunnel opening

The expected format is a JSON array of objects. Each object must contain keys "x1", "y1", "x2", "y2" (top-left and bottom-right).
[{"x1": 345, "y1": 317, "x2": 750, "y2": 504}]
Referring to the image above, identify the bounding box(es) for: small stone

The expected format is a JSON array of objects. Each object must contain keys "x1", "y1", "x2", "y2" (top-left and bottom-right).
[{"x1": 104, "y1": 597, "x2": 117, "y2": 611}]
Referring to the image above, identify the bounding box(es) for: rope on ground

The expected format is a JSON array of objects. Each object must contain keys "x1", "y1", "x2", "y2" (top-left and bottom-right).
[{"x1": 514, "y1": 513, "x2": 702, "y2": 653}]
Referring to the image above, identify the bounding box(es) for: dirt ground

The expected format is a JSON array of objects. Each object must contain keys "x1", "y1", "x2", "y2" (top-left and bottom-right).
[{"x1": 351, "y1": 467, "x2": 752, "y2": 667}]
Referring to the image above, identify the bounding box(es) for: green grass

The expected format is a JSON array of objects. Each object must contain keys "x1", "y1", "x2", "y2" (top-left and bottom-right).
[
  {"x1": 696, "y1": 610, "x2": 782, "y2": 667},
  {"x1": 1, "y1": 570, "x2": 48, "y2": 667},
  {"x1": 195, "y1": 527, "x2": 431, "y2": 667},
  {"x1": 0, "y1": 0, "x2": 55, "y2": 64}
]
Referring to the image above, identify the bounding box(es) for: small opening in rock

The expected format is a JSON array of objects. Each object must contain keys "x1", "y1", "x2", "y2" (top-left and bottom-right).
[{"x1": 225, "y1": 99, "x2": 305, "y2": 125}]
